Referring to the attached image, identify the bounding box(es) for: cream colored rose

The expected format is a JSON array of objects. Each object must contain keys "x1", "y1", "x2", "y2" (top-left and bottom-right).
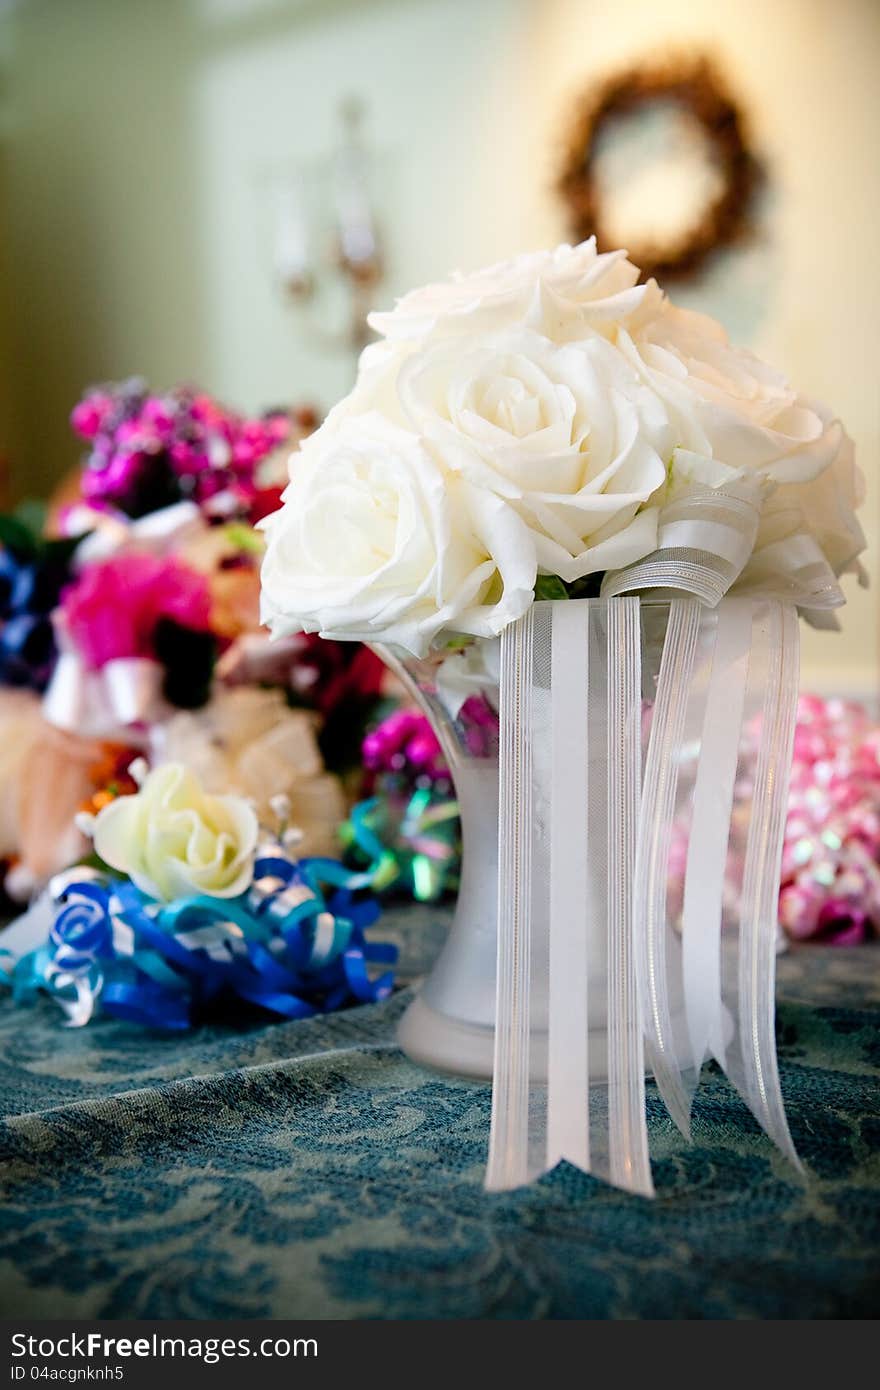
[
  {"x1": 155, "y1": 687, "x2": 345, "y2": 858},
  {"x1": 260, "y1": 412, "x2": 536, "y2": 657},
  {"x1": 93, "y1": 762, "x2": 259, "y2": 902},
  {"x1": 368, "y1": 238, "x2": 662, "y2": 346},
  {"x1": 396, "y1": 328, "x2": 669, "y2": 582}
]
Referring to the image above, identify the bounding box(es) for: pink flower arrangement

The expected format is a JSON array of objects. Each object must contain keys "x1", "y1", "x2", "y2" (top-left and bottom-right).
[
  {"x1": 60, "y1": 553, "x2": 213, "y2": 669},
  {"x1": 71, "y1": 379, "x2": 310, "y2": 522}
]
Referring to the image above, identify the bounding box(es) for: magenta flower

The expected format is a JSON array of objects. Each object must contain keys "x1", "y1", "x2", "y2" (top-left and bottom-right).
[
  {"x1": 71, "y1": 380, "x2": 301, "y2": 520},
  {"x1": 70, "y1": 393, "x2": 115, "y2": 440},
  {"x1": 60, "y1": 553, "x2": 213, "y2": 669},
  {"x1": 363, "y1": 708, "x2": 449, "y2": 782}
]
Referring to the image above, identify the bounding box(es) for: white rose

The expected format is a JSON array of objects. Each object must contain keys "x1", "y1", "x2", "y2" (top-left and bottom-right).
[
  {"x1": 623, "y1": 301, "x2": 867, "y2": 580},
  {"x1": 259, "y1": 413, "x2": 536, "y2": 657},
  {"x1": 771, "y1": 426, "x2": 866, "y2": 581},
  {"x1": 93, "y1": 762, "x2": 258, "y2": 902},
  {"x1": 395, "y1": 328, "x2": 669, "y2": 582},
  {"x1": 746, "y1": 423, "x2": 867, "y2": 607},
  {"x1": 368, "y1": 238, "x2": 662, "y2": 346},
  {"x1": 625, "y1": 301, "x2": 839, "y2": 477}
]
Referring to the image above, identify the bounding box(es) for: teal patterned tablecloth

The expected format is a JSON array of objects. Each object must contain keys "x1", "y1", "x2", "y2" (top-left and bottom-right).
[{"x1": 0, "y1": 906, "x2": 877, "y2": 1320}]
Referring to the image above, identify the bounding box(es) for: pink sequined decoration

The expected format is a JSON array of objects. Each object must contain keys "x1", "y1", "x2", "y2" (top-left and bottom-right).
[{"x1": 779, "y1": 695, "x2": 880, "y2": 944}]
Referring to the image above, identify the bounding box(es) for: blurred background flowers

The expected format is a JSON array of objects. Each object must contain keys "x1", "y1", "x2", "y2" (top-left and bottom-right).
[
  {"x1": 0, "y1": 0, "x2": 876, "y2": 701},
  {"x1": 0, "y1": 0, "x2": 876, "y2": 937}
]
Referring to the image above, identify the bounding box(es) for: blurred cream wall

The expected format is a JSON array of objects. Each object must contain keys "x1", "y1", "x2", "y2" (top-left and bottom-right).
[{"x1": 0, "y1": 0, "x2": 877, "y2": 693}]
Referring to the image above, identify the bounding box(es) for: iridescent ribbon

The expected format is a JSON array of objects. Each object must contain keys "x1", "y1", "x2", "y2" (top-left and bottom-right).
[
  {"x1": 341, "y1": 786, "x2": 461, "y2": 902},
  {"x1": 0, "y1": 852, "x2": 396, "y2": 1029}
]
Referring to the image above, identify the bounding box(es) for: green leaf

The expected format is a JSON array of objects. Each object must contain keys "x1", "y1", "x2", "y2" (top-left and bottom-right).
[
  {"x1": 533, "y1": 574, "x2": 569, "y2": 601},
  {"x1": 223, "y1": 522, "x2": 265, "y2": 554},
  {"x1": 75, "y1": 850, "x2": 120, "y2": 877},
  {"x1": 565, "y1": 572, "x2": 606, "y2": 601},
  {"x1": 0, "y1": 513, "x2": 39, "y2": 559}
]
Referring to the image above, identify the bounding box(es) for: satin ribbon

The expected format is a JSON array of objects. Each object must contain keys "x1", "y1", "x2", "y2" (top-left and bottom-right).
[
  {"x1": 0, "y1": 851, "x2": 396, "y2": 1029},
  {"x1": 42, "y1": 650, "x2": 167, "y2": 736},
  {"x1": 601, "y1": 469, "x2": 845, "y2": 617}
]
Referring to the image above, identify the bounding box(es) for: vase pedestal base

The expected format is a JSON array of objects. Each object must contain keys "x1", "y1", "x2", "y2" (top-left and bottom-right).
[
  {"x1": 397, "y1": 996, "x2": 496, "y2": 1079},
  {"x1": 397, "y1": 994, "x2": 615, "y2": 1082}
]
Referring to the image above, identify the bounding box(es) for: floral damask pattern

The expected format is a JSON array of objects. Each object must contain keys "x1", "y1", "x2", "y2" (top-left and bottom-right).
[{"x1": 0, "y1": 913, "x2": 877, "y2": 1319}]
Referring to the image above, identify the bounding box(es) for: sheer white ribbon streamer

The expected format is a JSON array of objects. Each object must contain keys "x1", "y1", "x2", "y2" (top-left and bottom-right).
[
  {"x1": 488, "y1": 595, "x2": 800, "y2": 1196},
  {"x1": 546, "y1": 603, "x2": 590, "y2": 1174},
  {"x1": 487, "y1": 608, "x2": 533, "y2": 1192},
  {"x1": 725, "y1": 601, "x2": 802, "y2": 1168},
  {"x1": 680, "y1": 600, "x2": 753, "y2": 1077},
  {"x1": 487, "y1": 598, "x2": 651, "y2": 1197},
  {"x1": 633, "y1": 598, "x2": 701, "y2": 1139}
]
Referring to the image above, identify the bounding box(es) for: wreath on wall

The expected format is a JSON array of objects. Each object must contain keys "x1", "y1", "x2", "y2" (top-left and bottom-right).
[{"x1": 558, "y1": 57, "x2": 762, "y2": 283}]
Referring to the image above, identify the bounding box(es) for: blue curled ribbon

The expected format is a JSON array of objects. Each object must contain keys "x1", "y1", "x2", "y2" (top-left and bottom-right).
[
  {"x1": 3, "y1": 851, "x2": 397, "y2": 1030},
  {"x1": 0, "y1": 534, "x2": 72, "y2": 692}
]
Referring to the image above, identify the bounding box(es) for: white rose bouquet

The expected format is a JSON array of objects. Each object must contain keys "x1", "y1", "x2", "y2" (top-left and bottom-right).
[{"x1": 261, "y1": 240, "x2": 866, "y2": 657}]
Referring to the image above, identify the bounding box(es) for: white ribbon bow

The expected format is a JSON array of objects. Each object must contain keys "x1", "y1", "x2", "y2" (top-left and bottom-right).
[
  {"x1": 43, "y1": 651, "x2": 167, "y2": 739},
  {"x1": 601, "y1": 461, "x2": 845, "y2": 619}
]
